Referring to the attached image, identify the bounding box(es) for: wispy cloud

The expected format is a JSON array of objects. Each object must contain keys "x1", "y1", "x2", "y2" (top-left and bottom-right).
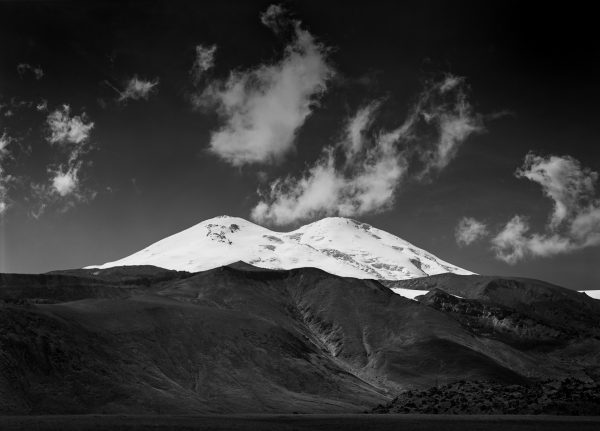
[
  {"x1": 491, "y1": 153, "x2": 600, "y2": 263},
  {"x1": 252, "y1": 75, "x2": 483, "y2": 225},
  {"x1": 417, "y1": 75, "x2": 484, "y2": 177},
  {"x1": 191, "y1": 44, "x2": 216, "y2": 85},
  {"x1": 455, "y1": 217, "x2": 489, "y2": 246},
  {"x1": 260, "y1": 4, "x2": 287, "y2": 33},
  {"x1": 193, "y1": 4, "x2": 334, "y2": 166},
  {"x1": 36, "y1": 99, "x2": 48, "y2": 112},
  {"x1": 0, "y1": 133, "x2": 10, "y2": 158},
  {"x1": 118, "y1": 76, "x2": 159, "y2": 102},
  {"x1": 16, "y1": 63, "x2": 44, "y2": 80},
  {"x1": 0, "y1": 133, "x2": 13, "y2": 215}
]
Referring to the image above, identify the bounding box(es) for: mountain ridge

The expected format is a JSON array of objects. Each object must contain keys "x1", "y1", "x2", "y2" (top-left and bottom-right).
[{"x1": 86, "y1": 215, "x2": 473, "y2": 281}]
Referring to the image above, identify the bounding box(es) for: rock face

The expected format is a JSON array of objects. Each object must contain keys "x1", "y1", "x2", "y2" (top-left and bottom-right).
[
  {"x1": 372, "y1": 379, "x2": 600, "y2": 415},
  {"x1": 1, "y1": 263, "x2": 600, "y2": 414},
  {"x1": 86, "y1": 216, "x2": 473, "y2": 280}
]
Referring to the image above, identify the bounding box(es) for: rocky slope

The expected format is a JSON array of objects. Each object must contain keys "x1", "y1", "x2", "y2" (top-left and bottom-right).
[{"x1": 372, "y1": 378, "x2": 600, "y2": 415}]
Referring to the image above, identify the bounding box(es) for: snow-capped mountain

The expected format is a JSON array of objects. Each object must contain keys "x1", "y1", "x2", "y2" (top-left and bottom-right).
[{"x1": 86, "y1": 216, "x2": 473, "y2": 280}]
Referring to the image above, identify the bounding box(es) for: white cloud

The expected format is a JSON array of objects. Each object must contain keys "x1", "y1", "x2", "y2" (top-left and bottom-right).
[
  {"x1": 0, "y1": 132, "x2": 10, "y2": 157},
  {"x1": 455, "y1": 217, "x2": 489, "y2": 246},
  {"x1": 119, "y1": 76, "x2": 159, "y2": 102},
  {"x1": 341, "y1": 101, "x2": 381, "y2": 159},
  {"x1": 191, "y1": 44, "x2": 216, "y2": 85},
  {"x1": 491, "y1": 154, "x2": 600, "y2": 263},
  {"x1": 419, "y1": 76, "x2": 484, "y2": 175},
  {"x1": 194, "y1": 6, "x2": 334, "y2": 166},
  {"x1": 491, "y1": 216, "x2": 574, "y2": 264},
  {"x1": 516, "y1": 153, "x2": 597, "y2": 228},
  {"x1": 31, "y1": 105, "x2": 97, "y2": 215},
  {"x1": 251, "y1": 136, "x2": 407, "y2": 225},
  {"x1": 51, "y1": 165, "x2": 80, "y2": 197},
  {"x1": 0, "y1": 171, "x2": 8, "y2": 216},
  {"x1": 47, "y1": 105, "x2": 94, "y2": 145},
  {"x1": 30, "y1": 161, "x2": 95, "y2": 217},
  {"x1": 0, "y1": 133, "x2": 13, "y2": 215},
  {"x1": 252, "y1": 75, "x2": 482, "y2": 225}
]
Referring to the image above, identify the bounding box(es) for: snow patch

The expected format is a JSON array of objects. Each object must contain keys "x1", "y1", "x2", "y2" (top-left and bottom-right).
[
  {"x1": 391, "y1": 288, "x2": 429, "y2": 300},
  {"x1": 580, "y1": 290, "x2": 600, "y2": 300}
]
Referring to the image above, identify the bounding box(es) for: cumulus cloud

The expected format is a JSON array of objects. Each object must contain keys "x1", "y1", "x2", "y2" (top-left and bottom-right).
[
  {"x1": 455, "y1": 217, "x2": 489, "y2": 246},
  {"x1": 191, "y1": 44, "x2": 216, "y2": 85},
  {"x1": 26, "y1": 105, "x2": 97, "y2": 216},
  {"x1": 49, "y1": 163, "x2": 83, "y2": 197},
  {"x1": 252, "y1": 75, "x2": 482, "y2": 225},
  {"x1": 17, "y1": 63, "x2": 44, "y2": 80},
  {"x1": 251, "y1": 132, "x2": 407, "y2": 224},
  {"x1": 47, "y1": 105, "x2": 94, "y2": 145},
  {"x1": 119, "y1": 76, "x2": 159, "y2": 102},
  {"x1": 491, "y1": 153, "x2": 600, "y2": 263},
  {"x1": 194, "y1": 4, "x2": 334, "y2": 166}
]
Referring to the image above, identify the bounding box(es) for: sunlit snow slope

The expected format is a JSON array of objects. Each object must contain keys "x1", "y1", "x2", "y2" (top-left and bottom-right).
[
  {"x1": 87, "y1": 216, "x2": 473, "y2": 280},
  {"x1": 582, "y1": 290, "x2": 600, "y2": 300}
]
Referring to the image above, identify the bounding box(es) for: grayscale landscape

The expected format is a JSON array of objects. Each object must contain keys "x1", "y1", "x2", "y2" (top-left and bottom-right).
[{"x1": 1, "y1": 1, "x2": 598, "y2": 430}]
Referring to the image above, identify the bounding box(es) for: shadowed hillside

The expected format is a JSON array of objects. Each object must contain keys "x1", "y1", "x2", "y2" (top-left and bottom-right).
[{"x1": 1, "y1": 264, "x2": 599, "y2": 414}]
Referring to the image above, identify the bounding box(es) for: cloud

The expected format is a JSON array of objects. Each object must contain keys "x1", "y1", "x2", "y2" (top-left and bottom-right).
[
  {"x1": 455, "y1": 217, "x2": 489, "y2": 246},
  {"x1": 17, "y1": 63, "x2": 44, "y2": 80},
  {"x1": 30, "y1": 160, "x2": 95, "y2": 217},
  {"x1": 0, "y1": 133, "x2": 10, "y2": 158},
  {"x1": 252, "y1": 75, "x2": 482, "y2": 225},
  {"x1": 341, "y1": 101, "x2": 381, "y2": 158},
  {"x1": 260, "y1": 4, "x2": 288, "y2": 33},
  {"x1": 0, "y1": 133, "x2": 13, "y2": 215},
  {"x1": 191, "y1": 44, "x2": 217, "y2": 85},
  {"x1": 418, "y1": 75, "x2": 484, "y2": 176},
  {"x1": 47, "y1": 105, "x2": 94, "y2": 145},
  {"x1": 26, "y1": 105, "x2": 97, "y2": 216},
  {"x1": 194, "y1": 5, "x2": 334, "y2": 166},
  {"x1": 119, "y1": 76, "x2": 159, "y2": 102},
  {"x1": 50, "y1": 164, "x2": 80, "y2": 197},
  {"x1": 516, "y1": 153, "x2": 597, "y2": 228},
  {"x1": 36, "y1": 99, "x2": 48, "y2": 112},
  {"x1": 491, "y1": 153, "x2": 600, "y2": 263},
  {"x1": 251, "y1": 136, "x2": 408, "y2": 224}
]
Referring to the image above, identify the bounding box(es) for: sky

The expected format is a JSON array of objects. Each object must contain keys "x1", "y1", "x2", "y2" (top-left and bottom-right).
[{"x1": 0, "y1": 1, "x2": 599, "y2": 290}]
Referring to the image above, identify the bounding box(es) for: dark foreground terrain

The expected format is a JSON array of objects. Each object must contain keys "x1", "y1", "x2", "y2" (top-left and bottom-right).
[
  {"x1": 1, "y1": 415, "x2": 600, "y2": 431},
  {"x1": 1, "y1": 264, "x2": 599, "y2": 414},
  {"x1": 373, "y1": 378, "x2": 600, "y2": 415}
]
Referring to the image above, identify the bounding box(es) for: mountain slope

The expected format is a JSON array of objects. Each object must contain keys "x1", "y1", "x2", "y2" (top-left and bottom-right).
[
  {"x1": 3, "y1": 263, "x2": 566, "y2": 415},
  {"x1": 86, "y1": 216, "x2": 472, "y2": 280},
  {"x1": 2, "y1": 263, "x2": 600, "y2": 414}
]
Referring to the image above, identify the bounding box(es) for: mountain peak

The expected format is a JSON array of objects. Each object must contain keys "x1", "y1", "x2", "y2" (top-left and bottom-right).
[{"x1": 87, "y1": 216, "x2": 473, "y2": 280}]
